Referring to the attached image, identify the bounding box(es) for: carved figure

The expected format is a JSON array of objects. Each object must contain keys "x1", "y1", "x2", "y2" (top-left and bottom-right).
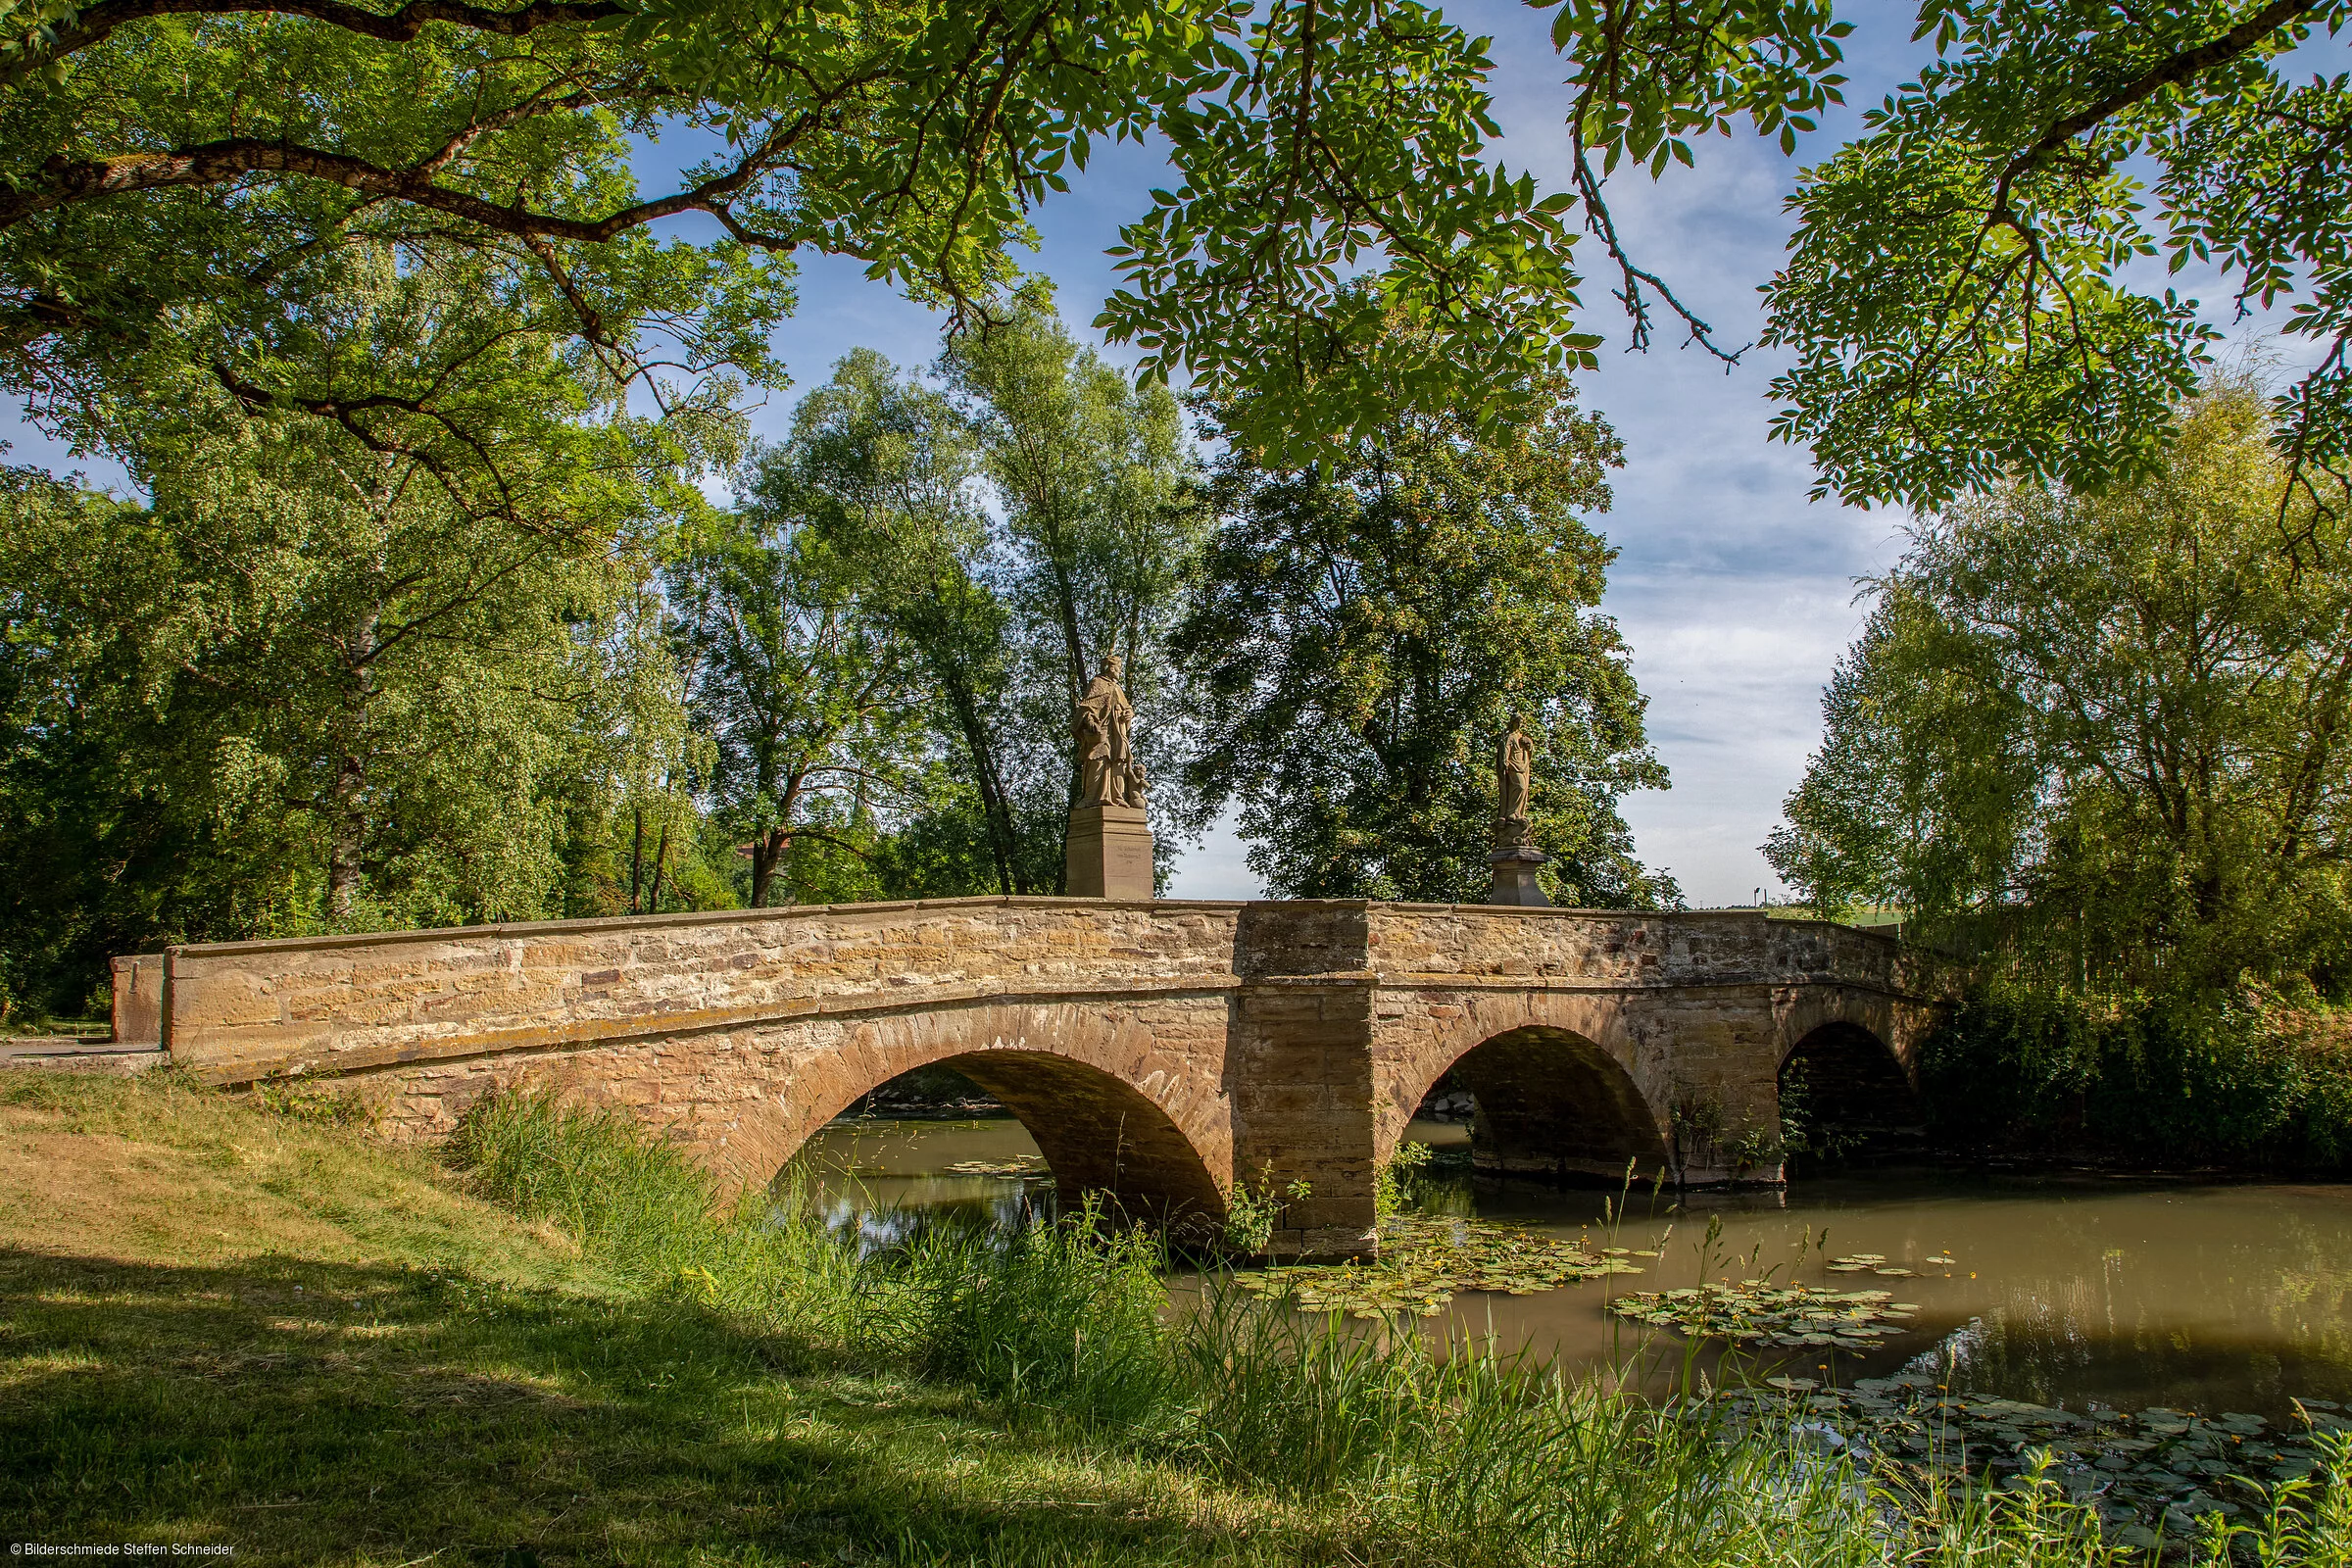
[
  {"x1": 1496, "y1": 712, "x2": 1534, "y2": 822},
  {"x1": 1122, "y1": 759, "x2": 1149, "y2": 809},
  {"x1": 1074, "y1": 653, "x2": 1136, "y2": 807}
]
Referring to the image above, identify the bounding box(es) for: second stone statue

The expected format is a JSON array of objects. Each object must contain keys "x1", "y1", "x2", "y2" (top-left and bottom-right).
[{"x1": 1489, "y1": 711, "x2": 1550, "y2": 906}]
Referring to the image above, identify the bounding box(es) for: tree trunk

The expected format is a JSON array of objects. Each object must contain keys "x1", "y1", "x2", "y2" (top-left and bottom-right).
[
  {"x1": 324, "y1": 607, "x2": 382, "y2": 924},
  {"x1": 326, "y1": 760, "x2": 366, "y2": 923},
  {"x1": 943, "y1": 673, "x2": 1024, "y2": 895},
  {"x1": 645, "y1": 819, "x2": 671, "y2": 913},
  {"x1": 751, "y1": 828, "x2": 784, "y2": 908}
]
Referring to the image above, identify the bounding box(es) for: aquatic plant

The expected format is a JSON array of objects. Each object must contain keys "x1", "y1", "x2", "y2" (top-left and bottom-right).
[
  {"x1": 1609, "y1": 1281, "x2": 1918, "y2": 1349},
  {"x1": 1237, "y1": 1211, "x2": 1652, "y2": 1318}
]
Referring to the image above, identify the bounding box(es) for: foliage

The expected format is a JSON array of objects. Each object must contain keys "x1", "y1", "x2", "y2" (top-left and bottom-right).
[
  {"x1": 1917, "y1": 982, "x2": 2352, "y2": 1171},
  {"x1": 1753, "y1": 0, "x2": 2352, "y2": 514},
  {"x1": 943, "y1": 285, "x2": 1207, "y2": 820},
  {"x1": 745, "y1": 307, "x2": 1208, "y2": 904},
  {"x1": 864, "y1": 1204, "x2": 1179, "y2": 1431},
  {"x1": 12, "y1": 0, "x2": 2352, "y2": 524},
  {"x1": 1177, "y1": 373, "x2": 1675, "y2": 906},
  {"x1": 1220, "y1": 1167, "x2": 1316, "y2": 1254},
  {"x1": 1768, "y1": 387, "x2": 2352, "y2": 994},
  {"x1": 0, "y1": 253, "x2": 721, "y2": 1011},
  {"x1": 771, "y1": 346, "x2": 1053, "y2": 897},
  {"x1": 666, "y1": 506, "x2": 924, "y2": 908},
  {"x1": 0, "y1": 0, "x2": 1617, "y2": 467},
  {"x1": 1373, "y1": 1138, "x2": 1433, "y2": 1220}
]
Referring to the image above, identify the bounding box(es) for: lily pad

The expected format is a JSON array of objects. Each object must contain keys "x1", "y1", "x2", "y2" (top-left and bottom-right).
[
  {"x1": 945, "y1": 1157, "x2": 1048, "y2": 1177},
  {"x1": 1730, "y1": 1377, "x2": 2345, "y2": 1544},
  {"x1": 1238, "y1": 1211, "x2": 1647, "y2": 1318},
  {"x1": 1606, "y1": 1278, "x2": 1925, "y2": 1348}
]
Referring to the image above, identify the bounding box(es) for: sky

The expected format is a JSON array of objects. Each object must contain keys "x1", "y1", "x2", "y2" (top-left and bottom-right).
[{"x1": 6, "y1": 6, "x2": 2335, "y2": 907}]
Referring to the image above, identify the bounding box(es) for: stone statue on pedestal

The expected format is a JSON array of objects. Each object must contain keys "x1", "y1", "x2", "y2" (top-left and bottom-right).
[
  {"x1": 1494, "y1": 712, "x2": 1535, "y2": 844},
  {"x1": 1067, "y1": 653, "x2": 1154, "y2": 897},
  {"x1": 1075, "y1": 654, "x2": 1139, "y2": 808},
  {"x1": 1489, "y1": 710, "x2": 1549, "y2": 906}
]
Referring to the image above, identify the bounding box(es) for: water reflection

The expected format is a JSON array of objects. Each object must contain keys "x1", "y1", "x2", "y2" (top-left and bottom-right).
[
  {"x1": 783, "y1": 1116, "x2": 1057, "y2": 1252},
  {"x1": 782, "y1": 1113, "x2": 2352, "y2": 1416}
]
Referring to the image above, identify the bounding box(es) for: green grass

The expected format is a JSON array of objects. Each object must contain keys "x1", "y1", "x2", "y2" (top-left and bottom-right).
[{"x1": 3, "y1": 1072, "x2": 2348, "y2": 1566}]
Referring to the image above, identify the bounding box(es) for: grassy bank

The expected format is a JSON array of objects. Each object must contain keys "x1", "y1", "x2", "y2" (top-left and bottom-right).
[{"x1": 4, "y1": 1072, "x2": 2348, "y2": 1566}]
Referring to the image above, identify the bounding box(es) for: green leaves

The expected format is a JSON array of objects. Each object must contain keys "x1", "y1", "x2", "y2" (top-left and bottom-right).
[
  {"x1": 1763, "y1": 0, "x2": 2352, "y2": 511},
  {"x1": 1550, "y1": 0, "x2": 1850, "y2": 172},
  {"x1": 1174, "y1": 378, "x2": 1675, "y2": 906},
  {"x1": 1100, "y1": 0, "x2": 1592, "y2": 463},
  {"x1": 1768, "y1": 386, "x2": 2352, "y2": 992},
  {"x1": 0, "y1": 0, "x2": 1621, "y2": 494}
]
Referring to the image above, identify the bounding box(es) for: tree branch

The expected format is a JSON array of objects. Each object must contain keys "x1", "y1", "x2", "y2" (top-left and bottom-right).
[
  {"x1": 3, "y1": 132, "x2": 802, "y2": 245},
  {"x1": 1985, "y1": 0, "x2": 2322, "y2": 228},
  {"x1": 24, "y1": 0, "x2": 623, "y2": 70}
]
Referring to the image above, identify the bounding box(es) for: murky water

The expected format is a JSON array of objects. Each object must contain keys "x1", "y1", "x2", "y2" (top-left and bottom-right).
[{"x1": 786, "y1": 1115, "x2": 2352, "y2": 1418}]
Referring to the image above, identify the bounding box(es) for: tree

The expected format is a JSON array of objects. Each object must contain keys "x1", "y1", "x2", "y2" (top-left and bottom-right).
[
  {"x1": 665, "y1": 510, "x2": 924, "y2": 910},
  {"x1": 763, "y1": 350, "x2": 1043, "y2": 897},
  {"x1": 0, "y1": 0, "x2": 1606, "y2": 466},
  {"x1": 943, "y1": 288, "x2": 1208, "y2": 851},
  {"x1": 1750, "y1": 0, "x2": 2352, "y2": 513},
  {"x1": 1767, "y1": 385, "x2": 2352, "y2": 992},
  {"x1": 0, "y1": 250, "x2": 727, "y2": 1013},
  {"x1": 1175, "y1": 384, "x2": 1676, "y2": 906},
  {"x1": 0, "y1": 470, "x2": 301, "y2": 1017}
]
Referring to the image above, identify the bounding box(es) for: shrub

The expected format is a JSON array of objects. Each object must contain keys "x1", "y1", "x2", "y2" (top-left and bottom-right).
[{"x1": 1920, "y1": 984, "x2": 2352, "y2": 1170}]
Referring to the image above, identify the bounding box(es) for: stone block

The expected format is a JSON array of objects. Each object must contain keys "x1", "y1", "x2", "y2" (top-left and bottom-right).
[
  {"x1": 109, "y1": 955, "x2": 163, "y2": 1047},
  {"x1": 1065, "y1": 805, "x2": 1154, "y2": 900}
]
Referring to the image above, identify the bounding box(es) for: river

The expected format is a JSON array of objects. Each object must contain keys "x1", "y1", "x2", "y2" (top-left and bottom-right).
[{"x1": 785, "y1": 1114, "x2": 2352, "y2": 1420}]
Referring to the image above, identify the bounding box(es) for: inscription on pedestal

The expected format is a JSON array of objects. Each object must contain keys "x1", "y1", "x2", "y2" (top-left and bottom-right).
[{"x1": 1067, "y1": 804, "x2": 1156, "y2": 900}]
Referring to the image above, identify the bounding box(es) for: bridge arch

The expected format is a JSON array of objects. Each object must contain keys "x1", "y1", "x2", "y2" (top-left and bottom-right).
[
  {"x1": 731, "y1": 999, "x2": 1233, "y2": 1230},
  {"x1": 1775, "y1": 1002, "x2": 1924, "y2": 1165},
  {"x1": 1380, "y1": 997, "x2": 1674, "y2": 1184}
]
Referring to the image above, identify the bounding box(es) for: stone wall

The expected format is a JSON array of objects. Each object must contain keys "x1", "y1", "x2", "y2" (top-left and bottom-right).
[{"x1": 146, "y1": 898, "x2": 1933, "y2": 1257}]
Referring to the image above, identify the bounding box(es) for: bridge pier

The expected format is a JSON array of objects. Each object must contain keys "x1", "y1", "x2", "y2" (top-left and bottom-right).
[{"x1": 139, "y1": 899, "x2": 1931, "y2": 1260}]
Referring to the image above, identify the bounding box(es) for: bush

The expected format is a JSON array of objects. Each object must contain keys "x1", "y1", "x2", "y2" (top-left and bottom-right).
[{"x1": 1921, "y1": 984, "x2": 2352, "y2": 1170}]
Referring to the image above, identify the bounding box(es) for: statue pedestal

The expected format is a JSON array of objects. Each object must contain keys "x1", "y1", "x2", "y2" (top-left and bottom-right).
[
  {"x1": 1488, "y1": 818, "x2": 1550, "y2": 906},
  {"x1": 1067, "y1": 804, "x2": 1155, "y2": 900}
]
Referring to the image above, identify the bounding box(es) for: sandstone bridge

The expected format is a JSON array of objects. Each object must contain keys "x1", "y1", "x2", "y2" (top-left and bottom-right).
[{"x1": 124, "y1": 898, "x2": 1933, "y2": 1257}]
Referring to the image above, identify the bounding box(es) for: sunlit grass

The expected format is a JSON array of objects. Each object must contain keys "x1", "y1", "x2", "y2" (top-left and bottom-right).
[{"x1": 3, "y1": 1073, "x2": 2347, "y2": 1566}]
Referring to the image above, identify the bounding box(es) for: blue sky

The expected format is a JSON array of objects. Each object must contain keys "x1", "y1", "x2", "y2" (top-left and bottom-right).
[{"x1": 7, "y1": 5, "x2": 2334, "y2": 906}]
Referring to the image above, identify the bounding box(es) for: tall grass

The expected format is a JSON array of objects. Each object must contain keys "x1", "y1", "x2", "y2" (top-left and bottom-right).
[
  {"x1": 448, "y1": 1088, "x2": 865, "y2": 1342},
  {"x1": 451, "y1": 1088, "x2": 2352, "y2": 1566}
]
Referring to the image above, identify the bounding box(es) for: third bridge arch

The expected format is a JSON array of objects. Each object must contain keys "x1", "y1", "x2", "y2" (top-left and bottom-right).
[{"x1": 154, "y1": 898, "x2": 1933, "y2": 1257}]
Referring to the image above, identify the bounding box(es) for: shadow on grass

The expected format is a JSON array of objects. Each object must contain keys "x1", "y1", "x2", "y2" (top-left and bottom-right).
[{"x1": 0, "y1": 1249, "x2": 1294, "y2": 1568}]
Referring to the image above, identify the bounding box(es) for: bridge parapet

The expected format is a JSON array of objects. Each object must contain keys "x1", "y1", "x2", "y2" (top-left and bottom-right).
[{"x1": 164, "y1": 898, "x2": 1252, "y2": 1084}]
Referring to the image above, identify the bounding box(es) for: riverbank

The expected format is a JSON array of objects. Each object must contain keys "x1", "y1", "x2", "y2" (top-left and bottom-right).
[{"x1": 5, "y1": 1072, "x2": 2347, "y2": 1565}]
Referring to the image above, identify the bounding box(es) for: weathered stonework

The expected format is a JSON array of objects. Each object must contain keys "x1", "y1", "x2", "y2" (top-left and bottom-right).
[
  {"x1": 147, "y1": 898, "x2": 1933, "y2": 1257},
  {"x1": 1064, "y1": 805, "x2": 1155, "y2": 900}
]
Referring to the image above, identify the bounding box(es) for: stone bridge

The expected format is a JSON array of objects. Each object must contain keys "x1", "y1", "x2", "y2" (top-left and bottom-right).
[{"x1": 139, "y1": 898, "x2": 1932, "y2": 1256}]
